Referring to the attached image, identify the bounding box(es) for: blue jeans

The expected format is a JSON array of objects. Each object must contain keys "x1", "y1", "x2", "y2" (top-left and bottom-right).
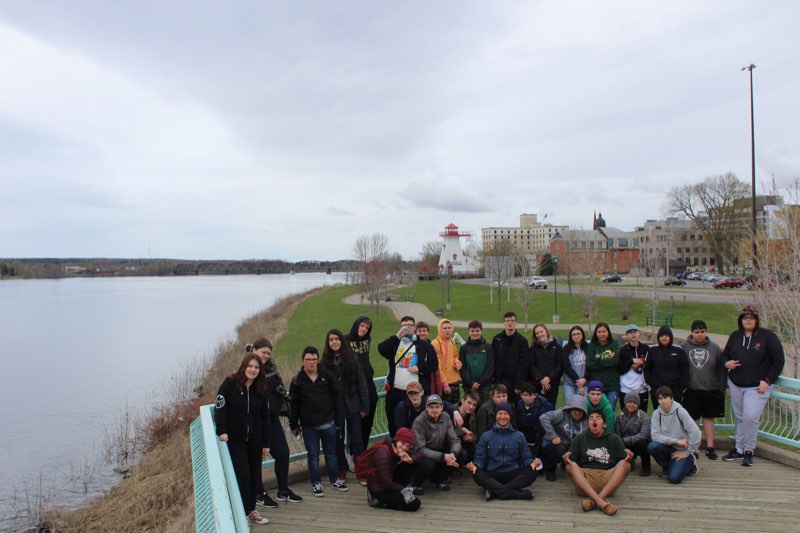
[
  {"x1": 604, "y1": 390, "x2": 619, "y2": 409},
  {"x1": 302, "y1": 424, "x2": 339, "y2": 485},
  {"x1": 563, "y1": 384, "x2": 583, "y2": 405},
  {"x1": 647, "y1": 442, "x2": 693, "y2": 484}
]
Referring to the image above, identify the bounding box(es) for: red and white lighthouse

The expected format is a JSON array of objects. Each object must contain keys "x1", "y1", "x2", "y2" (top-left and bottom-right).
[{"x1": 438, "y1": 223, "x2": 478, "y2": 275}]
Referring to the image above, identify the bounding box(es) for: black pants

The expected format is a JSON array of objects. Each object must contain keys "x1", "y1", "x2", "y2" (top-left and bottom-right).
[
  {"x1": 540, "y1": 380, "x2": 560, "y2": 407},
  {"x1": 361, "y1": 384, "x2": 379, "y2": 450},
  {"x1": 628, "y1": 440, "x2": 651, "y2": 469},
  {"x1": 473, "y1": 468, "x2": 537, "y2": 499},
  {"x1": 370, "y1": 490, "x2": 421, "y2": 511},
  {"x1": 257, "y1": 418, "x2": 290, "y2": 495},
  {"x1": 385, "y1": 388, "x2": 407, "y2": 437},
  {"x1": 541, "y1": 442, "x2": 568, "y2": 472},
  {"x1": 410, "y1": 449, "x2": 467, "y2": 487},
  {"x1": 228, "y1": 439, "x2": 261, "y2": 514}
]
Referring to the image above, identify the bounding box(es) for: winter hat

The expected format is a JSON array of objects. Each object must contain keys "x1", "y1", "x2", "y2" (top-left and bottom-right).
[
  {"x1": 690, "y1": 320, "x2": 707, "y2": 331},
  {"x1": 494, "y1": 402, "x2": 512, "y2": 416},
  {"x1": 738, "y1": 305, "x2": 761, "y2": 330},
  {"x1": 393, "y1": 427, "x2": 414, "y2": 445},
  {"x1": 587, "y1": 380, "x2": 604, "y2": 392},
  {"x1": 624, "y1": 392, "x2": 640, "y2": 406}
]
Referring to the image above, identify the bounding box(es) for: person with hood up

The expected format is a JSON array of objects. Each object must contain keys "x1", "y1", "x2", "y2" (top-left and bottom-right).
[
  {"x1": 466, "y1": 402, "x2": 540, "y2": 501},
  {"x1": 348, "y1": 316, "x2": 378, "y2": 451},
  {"x1": 679, "y1": 319, "x2": 726, "y2": 460},
  {"x1": 643, "y1": 325, "x2": 690, "y2": 406},
  {"x1": 459, "y1": 320, "x2": 495, "y2": 405},
  {"x1": 432, "y1": 318, "x2": 462, "y2": 403},
  {"x1": 721, "y1": 305, "x2": 785, "y2": 466},
  {"x1": 529, "y1": 323, "x2": 564, "y2": 406},
  {"x1": 647, "y1": 386, "x2": 701, "y2": 484},
  {"x1": 491, "y1": 311, "x2": 530, "y2": 403},
  {"x1": 538, "y1": 395, "x2": 588, "y2": 481},
  {"x1": 366, "y1": 427, "x2": 424, "y2": 511}
]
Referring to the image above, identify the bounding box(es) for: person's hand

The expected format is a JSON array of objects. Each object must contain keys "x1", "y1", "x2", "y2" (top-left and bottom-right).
[
  {"x1": 562, "y1": 451, "x2": 573, "y2": 465},
  {"x1": 453, "y1": 411, "x2": 464, "y2": 428},
  {"x1": 444, "y1": 385, "x2": 452, "y2": 394},
  {"x1": 625, "y1": 449, "x2": 634, "y2": 462},
  {"x1": 290, "y1": 428, "x2": 299, "y2": 438},
  {"x1": 472, "y1": 382, "x2": 480, "y2": 391},
  {"x1": 671, "y1": 449, "x2": 689, "y2": 460},
  {"x1": 398, "y1": 450, "x2": 413, "y2": 463},
  {"x1": 262, "y1": 448, "x2": 270, "y2": 460},
  {"x1": 576, "y1": 378, "x2": 587, "y2": 388},
  {"x1": 466, "y1": 462, "x2": 477, "y2": 475},
  {"x1": 725, "y1": 360, "x2": 741, "y2": 370},
  {"x1": 757, "y1": 380, "x2": 769, "y2": 394},
  {"x1": 409, "y1": 365, "x2": 419, "y2": 374},
  {"x1": 454, "y1": 360, "x2": 462, "y2": 371},
  {"x1": 552, "y1": 437, "x2": 561, "y2": 445},
  {"x1": 531, "y1": 458, "x2": 542, "y2": 471},
  {"x1": 397, "y1": 326, "x2": 409, "y2": 339},
  {"x1": 676, "y1": 438, "x2": 688, "y2": 449},
  {"x1": 360, "y1": 410, "x2": 368, "y2": 418},
  {"x1": 444, "y1": 453, "x2": 459, "y2": 467},
  {"x1": 541, "y1": 377, "x2": 551, "y2": 387},
  {"x1": 218, "y1": 434, "x2": 229, "y2": 442}
]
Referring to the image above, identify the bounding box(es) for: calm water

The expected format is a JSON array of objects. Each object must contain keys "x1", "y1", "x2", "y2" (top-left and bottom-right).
[{"x1": 0, "y1": 273, "x2": 346, "y2": 532}]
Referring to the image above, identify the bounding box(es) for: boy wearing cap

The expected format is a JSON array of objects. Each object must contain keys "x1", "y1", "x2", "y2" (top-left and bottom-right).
[
  {"x1": 615, "y1": 392, "x2": 651, "y2": 476},
  {"x1": 394, "y1": 381, "x2": 461, "y2": 434},
  {"x1": 648, "y1": 386, "x2": 701, "y2": 484},
  {"x1": 409, "y1": 394, "x2": 464, "y2": 493},
  {"x1": 618, "y1": 324, "x2": 650, "y2": 411},
  {"x1": 721, "y1": 305, "x2": 785, "y2": 466},
  {"x1": 563, "y1": 410, "x2": 632, "y2": 516},
  {"x1": 466, "y1": 402, "x2": 540, "y2": 501},
  {"x1": 679, "y1": 319, "x2": 726, "y2": 460},
  {"x1": 585, "y1": 380, "x2": 616, "y2": 432},
  {"x1": 538, "y1": 396, "x2": 588, "y2": 481},
  {"x1": 366, "y1": 427, "x2": 424, "y2": 511}
]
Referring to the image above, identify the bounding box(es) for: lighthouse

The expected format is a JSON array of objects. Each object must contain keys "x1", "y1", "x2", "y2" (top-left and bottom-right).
[{"x1": 438, "y1": 223, "x2": 479, "y2": 275}]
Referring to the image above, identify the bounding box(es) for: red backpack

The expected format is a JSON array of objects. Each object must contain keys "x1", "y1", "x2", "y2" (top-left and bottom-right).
[{"x1": 355, "y1": 438, "x2": 393, "y2": 483}]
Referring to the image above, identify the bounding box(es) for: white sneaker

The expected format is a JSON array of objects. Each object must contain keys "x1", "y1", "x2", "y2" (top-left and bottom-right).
[
  {"x1": 345, "y1": 451, "x2": 356, "y2": 472},
  {"x1": 248, "y1": 510, "x2": 269, "y2": 525}
]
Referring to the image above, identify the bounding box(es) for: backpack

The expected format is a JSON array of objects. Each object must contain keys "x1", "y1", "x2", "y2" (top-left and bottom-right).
[{"x1": 355, "y1": 438, "x2": 393, "y2": 483}]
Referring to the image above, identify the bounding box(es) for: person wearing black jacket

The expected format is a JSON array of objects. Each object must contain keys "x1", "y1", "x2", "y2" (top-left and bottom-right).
[
  {"x1": 721, "y1": 306, "x2": 785, "y2": 466},
  {"x1": 249, "y1": 338, "x2": 303, "y2": 508},
  {"x1": 491, "y1": 311, "x2": 530, "y2": 404},
  {"x1": 529, "y1": 324, "x2": 563, "y2": 406},
  {"x1": 643, "y1": 326, "x2": 690, "y2": 406},
  {"x1": 289, "y1": 346, "x2": 346, "y2": 497},
  {"x1": 514, "y1": 382, "x2": 555, "y2": 460},
  {"x1": 215, "y1": 353, "x2": 272, "y2": 525},
  {"x1": 378, "y1": 316, "x2": 439, "y2": 436},
  {"x1": 347, "y1": 316, "x2": 378, "y2": 451},
  {"x1": 618, "y1": 325, "x2": 651, "y2": 411}
]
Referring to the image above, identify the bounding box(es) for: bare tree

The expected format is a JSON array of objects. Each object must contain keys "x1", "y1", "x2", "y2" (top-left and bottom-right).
[
  {"x1": 667, "y1": 173, "x2": 750, "y2": 274},
  {"x1": 419, "y1": 240, "x2": 442, "y2": 277},
  {"x1": 515, "y1": 251, "x2": 538, "y2": 332},
  {"x1": 483, "y1": 240, "x2": 516, "y2": 312},
  {"x1": 615, "y1": 290, "x2": 635, "y2": 321},
  {"x1": 352, "y1": 233, "x2": 391, "y2": 326}
]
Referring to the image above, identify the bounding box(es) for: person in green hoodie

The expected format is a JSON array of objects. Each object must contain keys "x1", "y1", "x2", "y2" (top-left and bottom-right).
[
  {"x1": 586, "y1": 322, "x2": 621, "y2": 408},
  {"x1": 585, "y1": 380, "x2": 616, "y2": 432}
]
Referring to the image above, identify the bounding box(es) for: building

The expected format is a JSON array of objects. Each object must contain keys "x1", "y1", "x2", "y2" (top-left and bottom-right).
[
  {"x1": 481, "y1": 213, "x2": 567, "y2": 255},
  {"x1": 633, "y1": 218, "x2": 710, "y2": 275},
  {"x1": 438, "y1": 223, "x2": 480, "y2": 275},
  {"x1": 547, "y1": 213, "x2": 639, "y2": 275}
]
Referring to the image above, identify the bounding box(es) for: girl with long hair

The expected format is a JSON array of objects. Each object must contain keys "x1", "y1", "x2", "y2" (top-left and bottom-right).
[
  {"x1": 562, "y1": 325, "x2": 589, "y2": 403},
  {"x1": 529, "y1": 323, "x2": 563, "y2": 405},
  {"x1": 586, "y1": 322, "x2": 621, "y2": 407}
]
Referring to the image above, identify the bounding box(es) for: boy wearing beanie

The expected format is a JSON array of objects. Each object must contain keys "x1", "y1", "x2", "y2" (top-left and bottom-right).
[{"x1": 614, "y1": 392, "x2": 652, "y2": 476}]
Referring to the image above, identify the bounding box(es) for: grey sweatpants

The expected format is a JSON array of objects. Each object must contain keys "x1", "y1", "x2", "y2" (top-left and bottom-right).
[{"x1": 728, "y1": 379, "x2": 771, "y2": 453}]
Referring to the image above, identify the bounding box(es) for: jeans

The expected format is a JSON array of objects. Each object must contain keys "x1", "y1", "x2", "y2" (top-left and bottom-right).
[
  {"x1": 647, "y1": 442, "x2": 692, "y2": 484},
  {"x1": 604, "y1": 390, "x2": 619, "y2": 409},
  {"x1": 302, "y1": 424, "x2": 339, "y2": 485},
  {"x1": 728, "y1": 379, "x2": 771, "y2": 453},
  {"x1": 563, "y1": 384, "x2": 583, "y2": 405}
]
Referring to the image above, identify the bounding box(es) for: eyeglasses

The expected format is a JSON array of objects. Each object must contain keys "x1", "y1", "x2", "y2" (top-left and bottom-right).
[{"x1": 303, "y1": 358, "x2": 319, "y2": 363}]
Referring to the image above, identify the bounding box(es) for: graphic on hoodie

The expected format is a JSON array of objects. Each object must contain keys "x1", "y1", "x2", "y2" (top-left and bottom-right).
[
  {"x1": 688, "y1": 347, "x2": 710, "y2": 369},
  {"x1": 586, "y1": 446, "x2": 612, "y2": 465}
]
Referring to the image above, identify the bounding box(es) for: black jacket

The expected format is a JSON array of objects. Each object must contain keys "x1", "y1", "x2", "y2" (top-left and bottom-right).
[
  {"x1": 377, "y1": 335, "x2": 439, "y2": 393},
  {"x1": 214, "y1": 377, "x2": 271, "y2": 448},
  {"x1": 347, "y1": 316, "x2": 374, "y2": 380},
  {"x1": 619, "y1": 342, "x2": 650, "y2": 374},
  {"x1": 515, "y1": 396, "x2": 554, "y2": 458},
  {"x1": 262, "y1": 360, "x2": 289, "y2": 421},
  {"x1": 491, "y1": 331, "x2": 530, "y2": 390},
  {"x1": 722, "y1": 328, "x2": 785, "y2": 387},
  {"x1": 289, "y1": 366, "x2": 344, "y2": 430},
  {"x1": 530, "y1": 338, "x2": 563, "y2": 384},
  {"x1": 643, "y1": 327, "x2": 690, "y2": 394},
  {"x1": 322, "y1": 355, "x2": 369, "y2": 417}
]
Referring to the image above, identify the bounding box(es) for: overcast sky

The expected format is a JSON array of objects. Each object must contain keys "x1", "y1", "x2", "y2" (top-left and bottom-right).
[{"x1": 1, "y1": 1, "x2": 797, "y2": 261}]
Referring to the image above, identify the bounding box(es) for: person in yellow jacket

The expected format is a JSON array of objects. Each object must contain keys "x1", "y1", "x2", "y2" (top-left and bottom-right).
[{"x1": 432, "y1": 318, "x2": 462, "y2": 403}]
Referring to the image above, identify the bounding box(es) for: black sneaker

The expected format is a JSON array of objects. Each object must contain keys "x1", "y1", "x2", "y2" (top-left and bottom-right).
[
  {"x1": 722, "y1": 450, "x2": 743, "y2": 461},
  {"x1": 705, "y1": 448, "x2": 718, "y2": 460},
  {"x1": 658, "y1": 468, "x2": 669, "y2": 478},
  {"x1": 639, "y1": 467, "x2": 651, "y2": 477},
  {"x1": 410, "y1": 485, "x2": 424, "y2": 496},
  {"x1": 742, "y1": 451, "x2": 754, "y2": 467},
  {"x1": 545, "y1": 470, "x2": 557, "y2": 482},
  {"x1": 436, "y1": 482, "x2": 451, "y2": 491},
  {"x1": 276, "y1": 489, "x2": 303, "y2": 503},
  {"x1": 312, "y1": 483, "x2": 324, "y2": 497},
  {"x1": 686, "y1": 455, "x2": 698, "y2": 477},
  {"x1": 515, "y1": 489, "x2": 533, "y2": 500},
  {"x1": 256, "y1": 492, "x2": 278, "y2": 508},
  {"x1": 330, "y1": 479, "x2": 349, "y2": 492}
]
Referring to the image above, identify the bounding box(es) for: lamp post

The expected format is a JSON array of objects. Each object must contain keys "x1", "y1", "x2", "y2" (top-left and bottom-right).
[
  {"x1": 552, "y1": 254, "x2": 559, "y2": 324},
  {"x1": 446, "y1": 262, "x2": 452, "y2": 310},
  {"x1": 742, "y1": 63, "x2": 758, "y2": 271}
]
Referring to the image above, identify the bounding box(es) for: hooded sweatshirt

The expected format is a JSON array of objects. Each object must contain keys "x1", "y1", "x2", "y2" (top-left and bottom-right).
[
  {"x1": 568, "y1": 430, "x2": 627, "y2": 470},
  {"x1": 347, "y1": 316, "x2": 374, "y2": 380},
  {"x1": 650, "y1": 399, "x2": 701, "y2": 454},
  {"x1": 586, "y1": 392, "x2": 616, "y2": 431},
  {"x1": 615, "y1": 392, "x2": 650, "y2": 446},
  {"x1": 432, "y1": 319, "x2": 461, "y2": 385},
  {"x1": 680, "y1": 334, "x2": 726, "y2": 391},
  {"x1": 539, "y1": 396, "x2": 588, "y2": 446},
  {"x1": 643, "y1": 326, "x2": 690, "y2": 395},
  {"x1": 721, "y1": 312, "x2": 785, "y2": 388},
  {"x1": 586, "y1": 338, "x2": 621, "y2": 392}
]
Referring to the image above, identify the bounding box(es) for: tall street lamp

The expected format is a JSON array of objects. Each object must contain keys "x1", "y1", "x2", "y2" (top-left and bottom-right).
[
  {"x1": 552, "y1": 255, "x2": 559, "y2": 324},
  {"x1": 742, "y1": 63, "x2": 758, "y2": 271}
]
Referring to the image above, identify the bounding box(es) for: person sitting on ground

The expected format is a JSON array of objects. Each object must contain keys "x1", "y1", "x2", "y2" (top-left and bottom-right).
[
  {"x1": 615, "y1": 392, "x2": 652, "y2": 477},
  {"x1": 466, "y1": 402, "x2": 540, "y2": 501},
  {"x1": 475, "y1": 383, "x2": 515, "y2": 441},
  {"x1": 515, "y1": 382, "x2": 554, "y2": 460},
  {"x1": 538, "y1": 395, "x2": 588, "y2": 481},
  {"x1": 409, "y1": 394, "x2": 465, "y2": 494},
  {"x1": 585, "y1": 380, "x2": 616, "y2": 432},
  {"x1": 366, "y1": 428, "x2": 423, "y2": 512},
  {"x1": 563, "y1": 409, "x2": 633, "y2": 516},
  {"x1": 459, "y1": 320, "x2": 495, "y2": 405},
  {"x1": 647, "y1": 386, "x2": 701, "y2": 484},
  {"x1": 394, "y1": 381, "x2": 461, "y2": 434},
  {"x1": 452, "y1": 391, "x2": 480, "y2": 461}
]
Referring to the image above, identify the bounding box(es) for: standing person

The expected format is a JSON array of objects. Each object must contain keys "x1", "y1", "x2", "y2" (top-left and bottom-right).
[
  {"x1": 586, "y1": 323, "x2": 621, "y2": 408},
  {"x1": 647, "y1": 386, "x2": 701, "y2": 484},
  {"x1": 249, "y1": 339, "x2": 302, "y2": 508},
  {"x1": 643, "y1": 326, "x2": 690, "y2": 406},
  {"x1": 491, "y1": 311, "x2": 530, "y2": 403},
  {"x1": 322, "y1": 329, "x2": 369, "y2": 485},
  {"x1": 529, "y1": 323, "x2": 563, "y2": 406},
  {"x1": 618, "y1": 324, "x2": 650, "y2": 411},
  {"x1": 289, "y1": 346, "x2": 346, "y2": 497},
  {"x1": 413, "y1": 321, "x2": 440, "y2": 396},
  {"x1": 459, "y1": 320, "x2": 495, "y2": 405},
  {"x1": 562, "y1": 326, "x2": 588, "y2": 404},
  {"x1": 348, "y1": 316, "x2": 377, "y2": 451},
  {"x1": 215, "y1": 354, "x2": 271, "y2": 525},
  {"x1": 365, "y1": 428, "x2": 423, "y2": 512},
  {"x1": 432, "y1": 318, "x2": 462, "y2": 404},
  {"x1": 539, "y1": 396, "x2": 588, "y2": 481},
  {"x1": 721, "y1": 306, "x2": 785, "y2": 466},
  {"x1": 615, "y1": 392, "x2": 652, "y2": 477},
  {"x1": 680, "y1": 320, "x2": 726, "y2": 460}
]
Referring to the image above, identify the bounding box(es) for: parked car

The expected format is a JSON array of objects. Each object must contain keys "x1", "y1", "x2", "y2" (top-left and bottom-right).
[
  {"x1": 529, "y1": 276, "x2": 548, "y2": 289},
  {"x1": 713, "y1": 277, "x2": 746, "y2": 289},
  {"x1": 674, "y1": 271, "x2": 689, "y2": 280},
  {"x1": 685, "y1": 272, "x2": 704, "y2": 280},
  {"x1": 664, "y1": 277, "x2": 686, "y2": 286},
  {"x1": 601, "y1": 273, "x2": 622, "y2": 283}
]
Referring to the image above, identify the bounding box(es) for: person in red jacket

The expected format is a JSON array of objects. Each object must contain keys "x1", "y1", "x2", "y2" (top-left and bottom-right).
[{"x1": 366, "y1": 428, "x2": 423, "y2": 511}]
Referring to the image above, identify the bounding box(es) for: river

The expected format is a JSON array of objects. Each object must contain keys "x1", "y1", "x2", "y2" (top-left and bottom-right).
[{"x1": 0, "y1": 273, "x2": 347, "y2": 532}]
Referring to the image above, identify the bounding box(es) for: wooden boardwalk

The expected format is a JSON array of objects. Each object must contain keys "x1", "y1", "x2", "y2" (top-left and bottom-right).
[{"x1": 253, "y1": 457, "x2": 799, "y2": 533}]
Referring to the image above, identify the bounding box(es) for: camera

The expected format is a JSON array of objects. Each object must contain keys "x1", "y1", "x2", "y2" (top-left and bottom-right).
[{"x1": 275, "y1": 383, "x2": 292, "y2": 402}]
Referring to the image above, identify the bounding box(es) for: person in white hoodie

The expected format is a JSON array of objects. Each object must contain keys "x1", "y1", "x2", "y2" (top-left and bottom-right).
[{"x1": 647, "y1": 386, "x2": 701, "y2": 484}]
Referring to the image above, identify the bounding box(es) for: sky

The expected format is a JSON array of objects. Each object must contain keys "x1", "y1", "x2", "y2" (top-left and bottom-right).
[{"x1": 1, "y1": 1, "x2": 798, "y2": 261}]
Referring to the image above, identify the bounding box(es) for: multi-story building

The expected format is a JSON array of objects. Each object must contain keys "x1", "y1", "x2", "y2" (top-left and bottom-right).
[
  {"x1": 481, "y1": 213, "x2": 567, "y2": 254},
  {"x1": 547, "y1": 213, "x2": 640, "y2": 275},
  {"x1": 633, "y1": 218, "x2": 711, "y2": 274}
]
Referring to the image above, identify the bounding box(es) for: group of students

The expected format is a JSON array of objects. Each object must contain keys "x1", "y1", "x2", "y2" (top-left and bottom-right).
[{"x1": 213, "y1": 306, "x2": 784, "y2": 524}]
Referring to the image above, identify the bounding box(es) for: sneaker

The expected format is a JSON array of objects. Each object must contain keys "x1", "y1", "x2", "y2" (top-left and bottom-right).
[
  {"x1": 639, "y1": 467, "x2": 651, "y2": 477},
  {"x1": 658, "y1": 468, "x2": 669, "y2": 478},
  {"x1": 367, "y1": 492, "x2": 381, "y2": 507},
  {"x1": 247, "y1": 510, "x2": 269, "y2": 525},
  {"x1": 515, "y1": 489, "x2": 533, "y2": 500},
  {"x1": 276, "y1": 489, "x2": 303, "y2": 503},
  {"x1": 705, "y1": 448, "x2": 718, "y2": 460},
  {"x1": 409, "y1": 485, "x2": 424, "y2": 496},
  {"x1": 687, "y1": 454, "x2": 698, "y2": 477},
  {"x1": 545, "y1": 470, "x2": 557, "y2": 482},
  {"x1": 436, "y1": 482, "x2": 451, "y2": 491},
  {"x1": 312, "y1": 483, "x2": 324, "y2": 497},
  {"x1": 485, "y1": 490, "x2": 493, "y2": 501},
  {"x1": 742, "y1": 451, "x2": 754, "y2": 467},
  {"x1": 331, "y1": 479, "x2": 349, "y2": 492},
  {"x1": 723, "y1": 450, "x2": 744, "y2": 461},
  {"x1": 345, "y1": 451, "x2": 355, "y2": 473},
  {"x1": 255, "y1": 492, "x2": 278, "y2": 508}
]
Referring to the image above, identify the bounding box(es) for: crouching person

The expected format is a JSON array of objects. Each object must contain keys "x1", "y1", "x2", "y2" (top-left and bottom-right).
[
  {"x1": 538, "y1": 396, "x2": 588, "y2": 481},
  {"x1": 615, "y1": 392, "x2": 652, "y2": 477},
  {"x1": 563, "y1": 410, "x2": 632, "y2": 516},
  {"x1": 366, "y1": 428, "x2": 422, "y2": 511},
  {"x1": 410, "y1": 395, "x2": 465, "y2": 493},
  {"x1": 467, "y1": 402, "x2": 540, "y2": 501},
  {"x1": 647, "y1": 386, "x2": 701, "y2": 484}
]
